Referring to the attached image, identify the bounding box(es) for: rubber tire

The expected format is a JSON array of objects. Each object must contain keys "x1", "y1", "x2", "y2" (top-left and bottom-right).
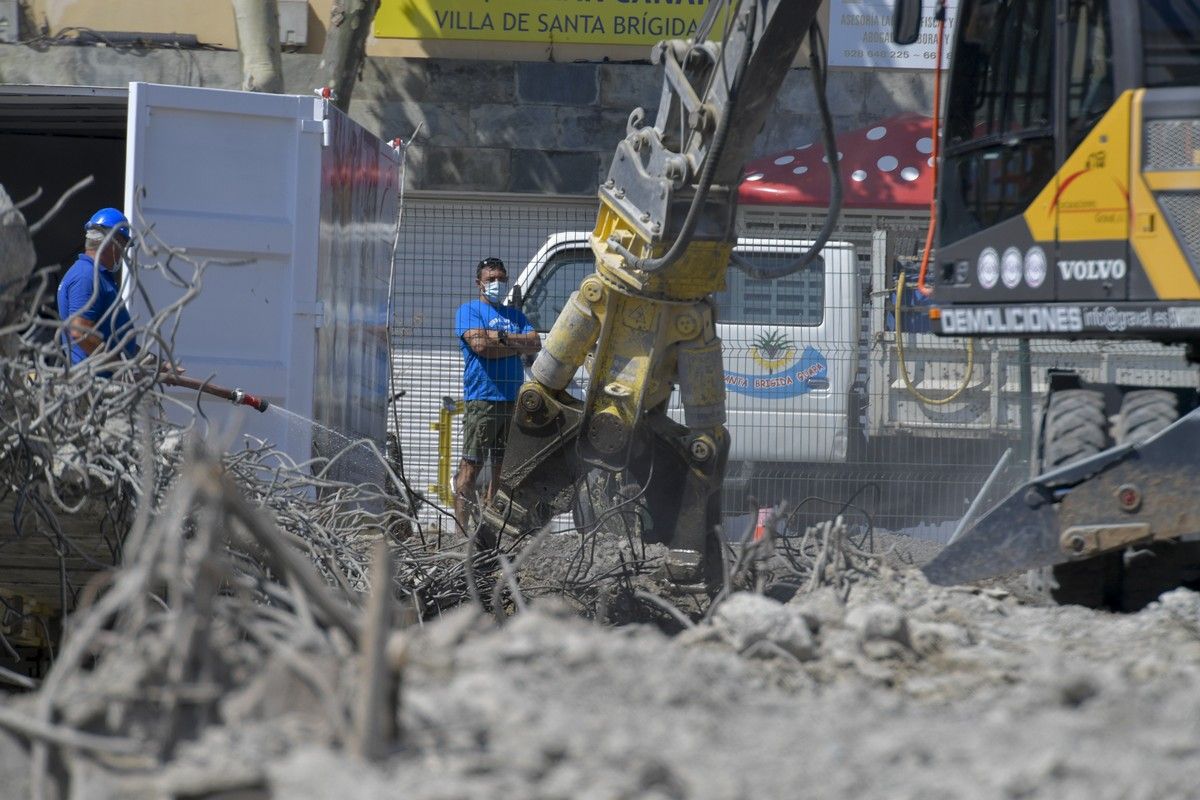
[
  {"x1": 1040, "y1": 389, "x2": 1122, "y2": 608},
  {"x1": 1112, "y1": 389, "x2": 1178, "y2": 446},
  {"x1": 1040, "y1": 389, "x2": 1109, "y2": 470}
]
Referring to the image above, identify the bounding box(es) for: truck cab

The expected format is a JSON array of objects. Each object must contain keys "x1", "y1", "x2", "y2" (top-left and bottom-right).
[{"x1": 512, "y1": 233, "x2": 860, "y2": 465}]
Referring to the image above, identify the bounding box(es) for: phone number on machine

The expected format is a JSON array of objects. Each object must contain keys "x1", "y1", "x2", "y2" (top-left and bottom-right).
[{"x1": 841, "y1": 49, "x2": 913, "y2": 59}]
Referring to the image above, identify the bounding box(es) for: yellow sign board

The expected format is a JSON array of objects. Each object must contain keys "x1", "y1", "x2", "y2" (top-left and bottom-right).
[{"x1": 375, "y1": 0, "x2": 721, "y2": 45}]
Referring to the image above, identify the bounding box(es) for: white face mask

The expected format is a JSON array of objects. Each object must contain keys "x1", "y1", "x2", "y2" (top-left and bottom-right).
[{"x1": 482, "y1": 279, "x2": 507, "y2": 303}]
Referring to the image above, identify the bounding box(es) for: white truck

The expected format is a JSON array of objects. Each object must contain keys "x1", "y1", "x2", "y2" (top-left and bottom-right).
[
  {"x1": 513, "y1": 231, "x2": 859, "y2": 466},
  {"x1": 511, "y1": 214, "x2": 968, "y2": 525}
]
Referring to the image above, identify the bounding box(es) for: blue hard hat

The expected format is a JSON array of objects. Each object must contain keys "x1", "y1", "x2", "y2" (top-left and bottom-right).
[{"x1": 84, "y1": 207, "x2": 130, "y2": 240}]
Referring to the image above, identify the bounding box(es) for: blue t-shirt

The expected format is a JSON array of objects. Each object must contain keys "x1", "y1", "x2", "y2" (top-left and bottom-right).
[
  {"x1": 56, "y1": 254, "x2": 138, "y2": 366},
  {"x1": 455, "y1": 299, "x2": 533, "y2": 401}
]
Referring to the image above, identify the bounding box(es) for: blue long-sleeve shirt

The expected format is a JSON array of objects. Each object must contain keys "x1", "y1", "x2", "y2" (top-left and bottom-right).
[{"x1": 56, "y1": 254, "x2": 138, "y2": 366}]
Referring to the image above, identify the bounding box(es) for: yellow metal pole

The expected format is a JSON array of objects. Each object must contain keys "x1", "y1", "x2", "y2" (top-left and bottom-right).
[{"x1": 429, "y1": 400, "x2": 464, "y2": 506}]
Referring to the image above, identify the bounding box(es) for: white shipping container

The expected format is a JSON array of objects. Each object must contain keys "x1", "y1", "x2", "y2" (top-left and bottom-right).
[{"x1": 0, "y1": 82, "x2": 398, "y2": 480}]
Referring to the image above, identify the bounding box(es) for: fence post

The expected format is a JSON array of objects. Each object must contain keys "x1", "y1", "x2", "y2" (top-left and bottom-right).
[
  {"x1": 1018, "y1": 338, "x2": 1034, "y2": 467},
  {"x1": 429, "y1": 397, "x2": 464, "y2": 506}
]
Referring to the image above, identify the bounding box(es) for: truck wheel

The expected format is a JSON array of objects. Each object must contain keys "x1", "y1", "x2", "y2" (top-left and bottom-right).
[
  {"x1": 1112, "y1": 389, "x2": 1178, "y2": 446},
  {"x1": 1040, "y1": 389, "x2": 1109, "y2": 469},
  {"x1": 1112, "y1": 390, "x2": 1189, "y2": 611},
  {"x1": 1040, "y1": 389, "x2": 1121, "y2": 608}
]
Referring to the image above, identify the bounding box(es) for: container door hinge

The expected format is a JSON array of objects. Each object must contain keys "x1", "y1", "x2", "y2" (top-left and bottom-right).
[
  {"x1": 295, "y1": 300, "x2": 325, "y2": 328},
  {"x1": 299, "y1": 117, "x2": 327, "y2": 146}
]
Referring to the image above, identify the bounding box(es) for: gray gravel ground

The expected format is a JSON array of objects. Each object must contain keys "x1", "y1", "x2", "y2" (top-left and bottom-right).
[
  {"x1": 263, "y1": 580, "x2": 1200, "y2": 800},
  {"x1": 7, "y1": 534, "x2": 1200, "y2": 799},
  {"x1": 273, "y1": 535, "x2": 1200, "y2": 800}
]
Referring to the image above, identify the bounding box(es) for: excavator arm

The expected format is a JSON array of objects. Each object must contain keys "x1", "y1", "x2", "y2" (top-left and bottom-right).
[{"x1": 476, "y1": 0, "x2": 831, "y2": 586}]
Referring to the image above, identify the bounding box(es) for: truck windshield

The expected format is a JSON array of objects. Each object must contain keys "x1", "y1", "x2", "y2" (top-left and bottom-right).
[
  {"x1": 944, "y1": 0, "x2": 1055, "y2": 147},
  {"x1": 939, "y1": 0, "x2": 1056, "y2": 242},
  {"x1": 1143, "y1": 0, "x2": 1200, "y2": 87}
]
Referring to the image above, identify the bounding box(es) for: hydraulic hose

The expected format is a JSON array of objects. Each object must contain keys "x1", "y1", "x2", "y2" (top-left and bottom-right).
[
  {"x1": 730, "y1": 21, "x2": 842, "y2": 280},
  {"x1": 915, "y1": 0, "x2": 948, "y2": 297},
  {"x1": 610, "y1": 0, "x2": 757, "y2": 275},
  {"x1": 893, "y1": 271, "x2": 974, "y2": 405},
  {"x1": 895, "y1": 0, "x2": 974, "y2": 406},
  {"x1": 159, "y1": 373, "x2": 270, "y2": 412}
]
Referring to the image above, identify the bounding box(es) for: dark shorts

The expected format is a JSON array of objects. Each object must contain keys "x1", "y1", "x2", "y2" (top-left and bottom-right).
[{"x1": 461, "y1": 400, "x2": 515, "y2": 464}]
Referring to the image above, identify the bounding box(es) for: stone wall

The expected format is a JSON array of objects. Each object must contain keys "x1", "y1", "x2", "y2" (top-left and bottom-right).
[{"x1": 0, "y1": 44, "x2": 933, "y2": 195}]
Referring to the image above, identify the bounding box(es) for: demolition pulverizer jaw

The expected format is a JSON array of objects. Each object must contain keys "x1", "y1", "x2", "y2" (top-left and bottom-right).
[{"x1": 230, "y1": 388, "x2": 270, "y2": 413}]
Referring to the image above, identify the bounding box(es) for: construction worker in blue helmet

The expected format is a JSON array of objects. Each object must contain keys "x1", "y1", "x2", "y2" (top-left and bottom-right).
[{"x1": 56, "y1": 207, "x2": 140, "y2": 371}]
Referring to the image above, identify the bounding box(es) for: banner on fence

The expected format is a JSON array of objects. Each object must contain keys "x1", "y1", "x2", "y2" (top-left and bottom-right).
[{"x1": 375, "y1": 0, "x2": 725, "y2": 45}]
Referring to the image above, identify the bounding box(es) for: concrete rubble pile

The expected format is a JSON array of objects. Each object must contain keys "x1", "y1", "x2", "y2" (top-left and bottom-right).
[
  {"x1": 0, "y1": 188, "x2": 492, "y2": 796},
  {"x1": 3, "y1": 474, "x2": 1200, "y2": 798}
]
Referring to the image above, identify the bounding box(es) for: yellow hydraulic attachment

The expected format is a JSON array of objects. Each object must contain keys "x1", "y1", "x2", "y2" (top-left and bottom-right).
[
  {"x1": 475, "y1": 0, "x2": 833, "y2": 587},
  {"x1": 487, "y1": 205, "x2": 733, "y2": 584}
]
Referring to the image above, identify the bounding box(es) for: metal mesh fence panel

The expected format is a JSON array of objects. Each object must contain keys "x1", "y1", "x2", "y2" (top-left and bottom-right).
[
  {"x1": 390, "y1": 196, "x2": 1199, "y2": 543},
  {"x1": 388, "y1": 195, "x2": 596, "y2": 531}
]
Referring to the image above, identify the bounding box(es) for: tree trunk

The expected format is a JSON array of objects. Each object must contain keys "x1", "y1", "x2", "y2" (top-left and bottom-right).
[
  {"x1": 232, "y1": 0, "x2": 284, "y2": 94},
  {"x1": 319, "y1": 0, "x2": 381, "y2": 113}
]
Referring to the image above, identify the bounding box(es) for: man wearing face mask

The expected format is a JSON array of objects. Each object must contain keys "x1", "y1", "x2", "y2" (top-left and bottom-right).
[
  {"x1": 453, "y1": 256, "x2": 541, "y2": 536},
  {"x1": 56, "y1": 207, "x2": 141, "y2": 372}
]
